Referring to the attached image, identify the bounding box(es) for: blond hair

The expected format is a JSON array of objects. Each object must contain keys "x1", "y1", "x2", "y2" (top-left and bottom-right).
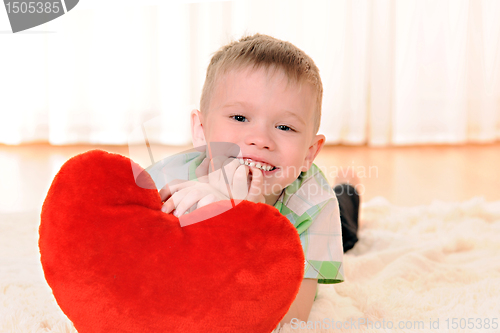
[{"x1": 200, "y1": 33, "x2": 323, "y2": 134}]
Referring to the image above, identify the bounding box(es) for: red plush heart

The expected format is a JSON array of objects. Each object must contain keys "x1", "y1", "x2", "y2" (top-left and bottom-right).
[{"x1": 39, "y1": 149, "x2": 304, "y2": 333}]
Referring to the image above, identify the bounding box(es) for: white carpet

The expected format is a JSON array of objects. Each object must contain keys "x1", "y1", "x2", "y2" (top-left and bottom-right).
[{"x1": 2, "y1": 197, "x2": 500, "y2": 333}]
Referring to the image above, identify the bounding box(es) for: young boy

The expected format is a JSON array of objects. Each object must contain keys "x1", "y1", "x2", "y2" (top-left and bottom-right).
[{"x1": 158, "y1": 33, "x2": 359, "y2": 324}]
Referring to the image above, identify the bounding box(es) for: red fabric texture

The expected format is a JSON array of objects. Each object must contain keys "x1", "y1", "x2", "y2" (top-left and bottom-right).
[{"x1": 39, "y1": 149, "x2": 304, "y2": 332}]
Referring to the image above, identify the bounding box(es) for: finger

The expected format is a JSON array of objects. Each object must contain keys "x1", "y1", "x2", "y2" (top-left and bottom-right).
[
  {"x1": 161, "y1": 188, "x2": 189, "y2": 213},
  {"x1": 161, "y1": 197, "x2": 176, "y2": 214},
  {"x1": 209, "y1": 157, "x2": 239, "y2": 194},
  {"x1": 159, "y1": 179, "x2": 186, "y2": 201},
  {"x1": 195, "y1": 158, "x2": 210, "y2": 182},
  {"x1": 161, "y1": 179, "x2": 200, "y2": 202},
  {"x1": 208, "y1": 156, "x2": 225, "y2": 186},
  {"x1": 221, "y1": 157, "x2": 241, "y2": 186},
  {"x1": 196, "y1": 193, "x2": 217, "y2": 209},
  {"x1": 232, "y1": 165, "x2": 250, "y2": 200},
  {"x1": 246, "y1": 167, "x2": 265, "y2": 203},
  {"x1": 171, "y1": 188, "x2": 203, "y2": 217}
]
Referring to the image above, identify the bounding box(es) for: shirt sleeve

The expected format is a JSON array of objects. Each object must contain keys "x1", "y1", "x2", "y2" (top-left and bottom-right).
[
  {"x1": 144, "y1": 150, "x2": 204, "y2": 190},
  {"x1": 274, "y1": 165, "x2": 344, "y2": 284}
]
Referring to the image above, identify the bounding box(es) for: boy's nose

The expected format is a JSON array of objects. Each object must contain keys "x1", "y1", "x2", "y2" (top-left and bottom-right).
[{"x1": 244, "y1": 127, "x2": 275, "y2": 150}]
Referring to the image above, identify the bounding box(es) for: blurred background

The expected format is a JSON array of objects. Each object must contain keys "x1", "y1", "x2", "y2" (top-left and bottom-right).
[{"x1": 0, "y1": 0, "x2": 499, "y2": 212}]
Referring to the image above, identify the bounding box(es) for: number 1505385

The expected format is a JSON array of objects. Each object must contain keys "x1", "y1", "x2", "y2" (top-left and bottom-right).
[{"x1": 5, "y1": 1, "x2": 61, "y2": 14}]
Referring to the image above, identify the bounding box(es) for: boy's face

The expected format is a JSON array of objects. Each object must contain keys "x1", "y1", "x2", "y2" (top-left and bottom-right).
[{"x1": 191, "y1": 66, "x2": 325, "y2": 205}]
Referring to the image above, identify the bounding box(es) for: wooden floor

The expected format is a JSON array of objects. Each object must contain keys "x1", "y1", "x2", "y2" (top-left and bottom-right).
[{"x1": 0, "y1": 143, "x2": 499, "y2": 212}]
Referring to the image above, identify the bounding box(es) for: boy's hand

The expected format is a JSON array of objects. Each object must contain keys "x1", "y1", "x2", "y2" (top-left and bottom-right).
[
  {"x1": 160, "y1": 156, "x2": 266, "y2": 216},
  {"x1": 195, "y1": 156, "x2": 249, "y2": 200},
  {"x1": 160, "y1": 180, "x2": 228, "y2": 217},
  {"x1": 196, "y1": 156, "x2": 266, "y2": 204}
]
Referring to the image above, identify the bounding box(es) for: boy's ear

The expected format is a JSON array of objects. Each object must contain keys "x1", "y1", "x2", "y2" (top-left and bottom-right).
[
  {"x1": 190, "y1": 109, "x2": 206, "y2": 147},
  {"x1": 301, "y1": 134, "x2": 325, "y2": 172}
]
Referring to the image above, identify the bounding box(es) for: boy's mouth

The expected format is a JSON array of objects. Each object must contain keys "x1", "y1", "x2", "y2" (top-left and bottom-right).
[{"x1": 234, "y1": 157, "x2": 277, "y2": 172}]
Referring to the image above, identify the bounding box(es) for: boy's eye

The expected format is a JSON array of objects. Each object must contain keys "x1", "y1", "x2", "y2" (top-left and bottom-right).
[
  {"x1": 231, "y1": 115, "x2": 247, "y2": 122},
  {"x1": 277, "y1": 125, "x2": 294, "y2": 132}
]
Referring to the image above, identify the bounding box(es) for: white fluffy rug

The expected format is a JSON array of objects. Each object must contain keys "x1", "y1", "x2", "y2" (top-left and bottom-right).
[{"x1": 2, "y1": 197, "x2": 500, "y2": 333}]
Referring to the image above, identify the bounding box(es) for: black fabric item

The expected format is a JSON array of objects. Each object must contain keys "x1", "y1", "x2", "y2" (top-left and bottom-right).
[{"x1": 333, "y1": 184, "x2": 360, "y2": 252}]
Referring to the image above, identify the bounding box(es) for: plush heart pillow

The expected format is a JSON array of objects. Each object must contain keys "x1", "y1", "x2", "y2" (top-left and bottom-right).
[{"x1": 39, "y1": 149, "x2": 304, "y2": 333}]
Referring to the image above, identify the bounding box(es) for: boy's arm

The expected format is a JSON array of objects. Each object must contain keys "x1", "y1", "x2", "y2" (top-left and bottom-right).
[{"x1": 280, "y1": 278, "x2": 318, "y2": 324}]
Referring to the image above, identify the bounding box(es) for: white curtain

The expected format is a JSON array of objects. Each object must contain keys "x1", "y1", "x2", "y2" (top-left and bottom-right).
[{"x1": 0, "y1": 0, "x2": 499, "y2": 146}]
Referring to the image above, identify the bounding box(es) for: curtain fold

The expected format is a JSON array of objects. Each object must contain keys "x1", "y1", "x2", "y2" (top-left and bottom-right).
[{"x1": 0, "y1": 0, "x2": 498, "y2": 146}]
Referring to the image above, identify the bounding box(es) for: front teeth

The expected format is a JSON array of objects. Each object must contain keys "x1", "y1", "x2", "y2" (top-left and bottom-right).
[{"x1": 237, "y1": 159, "x2": 274, "y2": 171}]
